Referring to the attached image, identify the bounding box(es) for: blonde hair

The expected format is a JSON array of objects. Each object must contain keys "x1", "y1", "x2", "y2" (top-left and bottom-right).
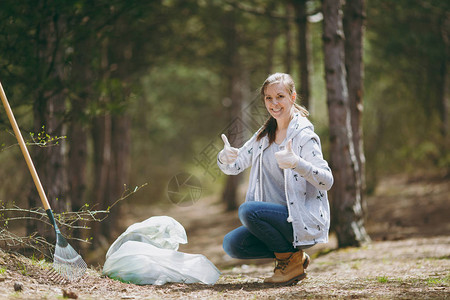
[{"x1": 257, "y1": 73, "x2": 309, "y2": 144}]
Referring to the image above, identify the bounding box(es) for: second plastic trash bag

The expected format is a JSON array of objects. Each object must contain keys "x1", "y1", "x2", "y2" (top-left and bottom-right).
[{"x1": 102, "y1": 216, "x2": 221, "y2": 285}]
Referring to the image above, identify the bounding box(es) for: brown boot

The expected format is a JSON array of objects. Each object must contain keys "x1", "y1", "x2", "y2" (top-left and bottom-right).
[{"x1": 263, "y1": 250, "x2": 310, "y2": 285}]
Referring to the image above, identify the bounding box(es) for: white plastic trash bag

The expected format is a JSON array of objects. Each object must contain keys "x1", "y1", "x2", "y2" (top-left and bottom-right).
[
  {"x1": 105, "y1": 216, "x2": 187, "y2": 256},
  {"x1": 102, "y1": 216, "x2": 221, "y2": 285}
]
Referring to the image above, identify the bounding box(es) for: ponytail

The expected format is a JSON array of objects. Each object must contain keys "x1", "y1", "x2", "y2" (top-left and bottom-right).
[{"x1": 257, "y1": 116, "x2": 277, "y2": 145}]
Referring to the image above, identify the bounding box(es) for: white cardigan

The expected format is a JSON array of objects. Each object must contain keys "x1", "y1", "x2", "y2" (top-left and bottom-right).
[{"x1": 218, "y1": 113, "x2": 333, "y2": 247}]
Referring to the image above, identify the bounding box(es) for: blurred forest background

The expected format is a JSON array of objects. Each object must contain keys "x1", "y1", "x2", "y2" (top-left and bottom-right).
[{"x1": 0, "y1": 0, "x2": 448, "y2": 260}]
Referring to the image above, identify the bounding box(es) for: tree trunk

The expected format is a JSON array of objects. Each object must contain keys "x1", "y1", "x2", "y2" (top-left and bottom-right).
[
  {"x1": 90, "y1": 36, "x2": 111, "y2": 247},
  {"x1": 90, "y1": 112, "x2": 112, "y2": 247},
  {"x1": 293, "y1": 0, "x2": 311, "y2": 110},
  {"x1": 90, "y1": 102, "x2": 131, "y2": 245},
  {"x1": 90, "y1": 28, "x2": 134, "y2": 243},
  {"x1": 222, "y1": 9, "x2": 244, "y2": 211},
  {"x1": 285, "y1": 2, "x2": 294, "y2": 74},
  {"x1": 441, "y1": 13, "x2": 449, "y2": 150},
  {"x1": 266, "y1": 2, "x2": 277, "y2": 75},
  {"x1": 222, "y1": 71, "x2": 245, "y2": 211},
  {"x1": 102, "y1": 112, "x2": 131, "y2": 238},
  {"x1": 322, "y1": 0, "x2": 370, "y2": 247},
  {"x1": 27, "y1": 12, "x2": 68, "y2": 239},
  {"x1": 68, "y1": 36, "x2": 92, "y2": 246},
  {"x1": 343, "y1": 0, "x2": 367, "y2": 208},
  {"x1": 67, "y1": 99, "x2": 88, "y2": 245}
]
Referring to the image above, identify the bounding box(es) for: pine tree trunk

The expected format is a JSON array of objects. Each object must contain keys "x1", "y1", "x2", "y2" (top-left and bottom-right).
[
  {"x1": 343, "y1": 0, "x2": 367, "y2": 208},
  {"x1": 441, "y1": 13, "x2": 449, "y2": 150},
  {"x1": 293, "y1": 0, "x2": 311, "y2": 110},
  {"x1": 223, "y1": 61, "x2": 244, "y2": 211},
  {"x1": 222, "y1": 9, "x2": 243, "y2": 211},
  {"x1": 103, "y1": 113, "x2": 131, "y2": 238},
  {"x1": 90, "y1": 112, "x2": 112, "y2": 247},
  {"x1": 322, "y1": 0, "x2": 370, "y2": 247},
  {"x1": 266, "y1": 2, "x2": 277, "y2": 75},
  {"x1": 27, "y1": 12, "x2": 68, "y2": 238},
  {"x1": 67, "y1": 100, "x2": 87, "y2": 246},
  {"x1": 68, "y1": 84, "x2": 89, "y2": 246},
  {"x1": 68, "y1": 118, "x2": 87, "y2": 210},
  {"x1": 68, "y1": 34, "x2": 92, "y2": 224},
  {"x1": 285, "y1": 2, "x2": 294, "y2": 74}
]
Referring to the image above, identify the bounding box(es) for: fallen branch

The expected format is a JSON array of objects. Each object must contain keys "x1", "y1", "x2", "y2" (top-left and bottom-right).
[{"x1": 0, "y1": 182, "x2": 148, "y2": 258}]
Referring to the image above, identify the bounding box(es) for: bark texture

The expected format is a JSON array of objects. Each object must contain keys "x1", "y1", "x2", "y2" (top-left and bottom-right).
[
  {"x1": 343, "y1": 0, "x2": 367, "y2": 207},
  {"x1": 322, "y1": 0, "x2": 370, "y2": 247}
]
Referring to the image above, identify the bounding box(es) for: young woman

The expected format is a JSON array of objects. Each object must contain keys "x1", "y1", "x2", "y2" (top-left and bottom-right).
[{"x1": 217, "y1": 73, "x2": 333, "y2": 285}]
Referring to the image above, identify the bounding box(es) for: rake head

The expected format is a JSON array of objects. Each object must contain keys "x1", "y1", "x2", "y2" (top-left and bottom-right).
[
  {"x1": 46, "y1": 209, "x2": 87, "y2": 281},
  {"x1": 52, "y1": 231, "x2": 87, "y2": 281}
]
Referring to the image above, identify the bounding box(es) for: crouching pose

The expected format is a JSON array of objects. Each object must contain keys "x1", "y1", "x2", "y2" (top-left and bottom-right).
[{"x1": 218, "y1": 73, "x2": 333, "y2": 285}]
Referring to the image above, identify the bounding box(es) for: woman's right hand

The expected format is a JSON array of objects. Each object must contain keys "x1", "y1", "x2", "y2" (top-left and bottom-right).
[{"x1": 218, "y1": 134, "x2": 239, "y2": 164}]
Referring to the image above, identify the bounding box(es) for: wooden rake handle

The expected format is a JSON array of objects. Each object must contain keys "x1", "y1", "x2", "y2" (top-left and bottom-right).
[{"x1": 0, "y1": 81, "x2": 52, "y2": 211}]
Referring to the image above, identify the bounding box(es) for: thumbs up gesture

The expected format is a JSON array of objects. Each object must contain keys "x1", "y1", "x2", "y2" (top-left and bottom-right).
[
  {"x1": 218, "y1": 134, "x2": 239, "y2": 164},
  {"x1": 275, "y1": 139, "x2": 300, "y2": 169}
]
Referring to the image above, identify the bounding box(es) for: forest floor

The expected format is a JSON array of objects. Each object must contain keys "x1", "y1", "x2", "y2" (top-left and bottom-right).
[{"x1": 0, "y1": 171, "x2": 449, "y2": 299}]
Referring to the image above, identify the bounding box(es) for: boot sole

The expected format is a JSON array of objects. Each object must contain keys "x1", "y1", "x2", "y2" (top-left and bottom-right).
[{"x1": 265, "y1": 253, "x2": 311, "y2": 286}]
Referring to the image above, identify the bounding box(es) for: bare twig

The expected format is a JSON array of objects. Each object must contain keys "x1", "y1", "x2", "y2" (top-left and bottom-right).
[
  {"x1": 0, "y1": 182, "x2": 148, "y2": 258},
  {"x1": 0, "y1": 229, "x2": 54, "y2": 259},
  {"x1": 0, "y1": 128, "x2": 66, "y2": 153}
]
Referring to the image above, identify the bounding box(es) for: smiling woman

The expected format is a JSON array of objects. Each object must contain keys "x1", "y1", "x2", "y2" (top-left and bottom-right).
[{"x1": 217, "y1": 73, "x2": 333, "y2": 285}]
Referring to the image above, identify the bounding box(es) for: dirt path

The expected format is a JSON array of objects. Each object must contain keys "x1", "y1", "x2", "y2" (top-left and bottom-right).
[
  {"x1": 1, "y1": 236, "x2": 448, "y2": 299},
  {"x1": 0, "y1": 173, "x2": 448, "y2": 299}
]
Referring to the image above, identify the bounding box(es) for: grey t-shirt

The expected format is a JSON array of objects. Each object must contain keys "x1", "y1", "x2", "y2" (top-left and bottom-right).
[{"x1": 261, "y1": 141, "x2": 287, "y2": 206}]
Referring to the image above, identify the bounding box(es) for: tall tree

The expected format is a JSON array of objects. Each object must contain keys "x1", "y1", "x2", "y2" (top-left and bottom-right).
[
  {"x1": 266, "y1": 1, "x2": 277, "y2": 75},
  {"x1": 343, "y1": 0, "x2": 367, "y2": 205},
  {"x1": 27, "y1": 5, "x2": 69, "y2": 237},
  {"x1": 441, "y1": 11, "x2": 449, "y2": 146},
  {"x1": 285, "y1": 1, "x2": 295, "y2": 74},
  {"x1": 90, "y1": 36, "x2": 115, "y2": 245},
  {"x1": 322, "y1": 0, "x2": 370, "y2": 247},
  {"x1": 67, "y1": 14, "x2": 96, "y2": 230},
  {"x1": 292, "y1": 0, "x2": 311, "y2": 110},
  {"x1": 221, "y1": 8, "x2": 244, "y2": 211}
]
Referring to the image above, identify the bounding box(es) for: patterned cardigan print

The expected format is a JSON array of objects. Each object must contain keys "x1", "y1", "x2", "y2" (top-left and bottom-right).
[{"x1": 218, "y1": 113, "x2": 334, "y2": 247}]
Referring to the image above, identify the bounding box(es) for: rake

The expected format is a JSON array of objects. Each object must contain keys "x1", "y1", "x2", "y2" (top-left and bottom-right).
[{"x1": 0, "y1": 81, "x2": 87, "y2": 281}]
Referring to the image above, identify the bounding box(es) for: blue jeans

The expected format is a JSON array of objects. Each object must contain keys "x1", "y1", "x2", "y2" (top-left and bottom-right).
[{"x1": 223, "y1": 201, "x2": 296, "y2": 259}]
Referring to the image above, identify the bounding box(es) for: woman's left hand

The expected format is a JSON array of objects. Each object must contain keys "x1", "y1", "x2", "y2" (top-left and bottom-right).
[{"x1": 274, "y1": 139, "x2": 300, "y2": 169}]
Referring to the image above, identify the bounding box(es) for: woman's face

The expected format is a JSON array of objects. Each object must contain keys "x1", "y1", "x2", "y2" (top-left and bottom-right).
[{"x1": 264, "y1": 83, "x2": 296, "y2": 123}]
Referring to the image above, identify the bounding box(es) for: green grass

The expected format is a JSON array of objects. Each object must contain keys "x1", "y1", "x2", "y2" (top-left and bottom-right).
[
  {"x1": 425, "y1": 274, "x2": 450, "y2": 286},
  {"x1": 30, "y1": 254, "x2": 49, "y2": 268},
  {"x1": 425, "y1": 255, "x2": 450, "y2": 261},
  {"x1": 16, "y1": 262, "x2": 27, "y2": 276},
  {"x1": 8, "y1": 292, "x2": 22, "y2": 298},
  {"x1": 109, "y1": 276, "x2": 133, "y2": 284},
  {"x1": 373, "y1": 274, "x2": 450, "y2": 287},
  {"x1": 376, "y1": 276, "x2": 389, "y2": 283}
]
